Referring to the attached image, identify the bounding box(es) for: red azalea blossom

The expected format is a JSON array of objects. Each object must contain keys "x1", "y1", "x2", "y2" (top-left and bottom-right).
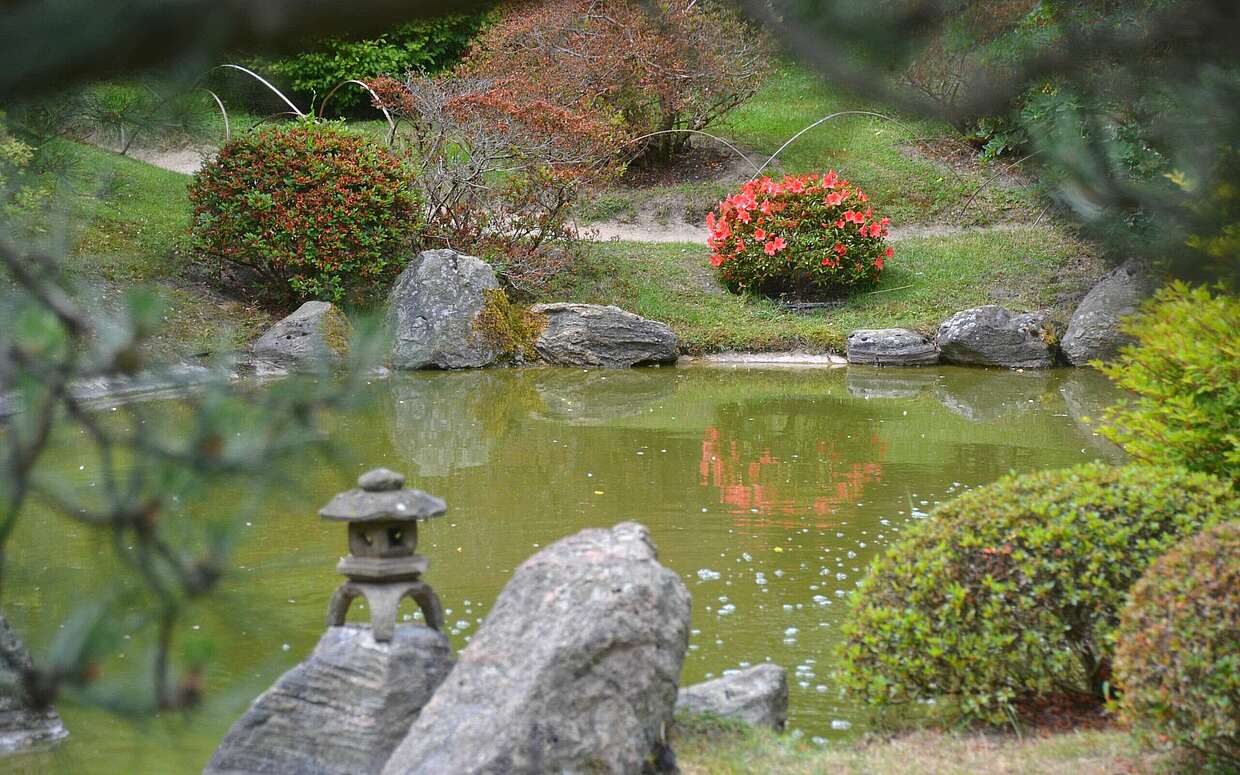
[{"x1": 705, "y1": 170, "x2": 890, "y2": 298}]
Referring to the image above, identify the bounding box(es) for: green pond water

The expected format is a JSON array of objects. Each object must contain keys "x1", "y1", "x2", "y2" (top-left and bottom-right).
[{"x1": 1, "y1": 365, "x2": 1126, "y2": 774}]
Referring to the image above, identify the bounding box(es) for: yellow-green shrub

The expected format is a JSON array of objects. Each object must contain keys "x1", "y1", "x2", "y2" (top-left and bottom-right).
[
  {"x1": 838, "y1": 463, "x2": 1239, "y2": 724},
  {"x1": 1098, "y1": 282, "x2": 1240, "y2": 484}
]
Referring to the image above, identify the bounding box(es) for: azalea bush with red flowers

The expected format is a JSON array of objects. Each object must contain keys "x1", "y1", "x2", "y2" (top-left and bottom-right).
[
  {"x1": 707, "y1": 171, "x2": 893, "y2": 300},
  {"x1": 189, "y1": 120, "x2": 421, "y2": 307}
]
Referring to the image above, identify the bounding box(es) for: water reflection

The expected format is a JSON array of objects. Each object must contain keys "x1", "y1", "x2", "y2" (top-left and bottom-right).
[
  {"x1": 387, "y1": 372, "x2": 525, "y2": 476},
  {"x1": 530, "y1": 368, "x2": 676, "y2": 425},
  {"x1": 845, "y1": 367, "x2": 936, "y2": 400},
  {"x1": 934, "y1": 368, "x2": 1052, "y2": 421},
  {"x1": 7, "y1": 365, "x2": 1129, "y2": 774},
  {"x1": 699, "y1": 424, "x2": 886, "y2": 527}
]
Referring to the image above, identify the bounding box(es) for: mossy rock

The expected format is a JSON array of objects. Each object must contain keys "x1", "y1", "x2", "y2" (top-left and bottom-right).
[{"x1": 471, "y1": 288, "x2": 547, "y2": 364}]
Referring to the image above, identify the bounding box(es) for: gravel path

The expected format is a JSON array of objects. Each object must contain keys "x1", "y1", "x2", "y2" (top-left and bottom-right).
[
  {"x1": 118, "y1": 144, "x2": 1032, "y2": 246},
  {"x1": 584, "y1": 220, "x2": 1031, "y2": 244}
]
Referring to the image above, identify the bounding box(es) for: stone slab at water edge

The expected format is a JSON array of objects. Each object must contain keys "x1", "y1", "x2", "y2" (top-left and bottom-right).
[
  {"x1": 252, "y1": 301, "x2": 352, "y2": 367},
  {"x1": 1060, "y1": 259, "x2": 1157, "y2": 366},
  {"x1": 676, "y1": 663, "x2": 789, "y2": 731},
  {"x1": 0, "y1": 617, "x2": 67, "y2": 754},
  {"x1": 382, "y1": 522, "x2": 691, "y2": 775},
  {"x1": 845, "y1": 328, "x2": 940, "y2": 366},
  {"x1": 206, "y1": 625, "x2": 454, "y2": 775},
  {"x1": 937, "y1": 305, "x2": 1060, "y2": 368},
  {"x1": 387, "y1": 249, "x2": 505, "y2": 370},
  {"x1": 531, "y1": 303, "x2": 679, "y2": 368}
]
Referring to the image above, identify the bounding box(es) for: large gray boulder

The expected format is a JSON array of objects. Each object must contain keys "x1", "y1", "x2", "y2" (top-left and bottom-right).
[
  {"x1": 676, "y1": 664, "x2": 788, "y2": 731},
  {"x1": 0, "y1": 617, "x2": 67, "y2": 754},
  {"x1": 387, "y1": 250, "x2": 504, "y2": 370},
  {"x1": 846, "y1": 328, "x2": 939, "y2": 366},
  {"x1": 1060, "y1": 259, "x2": 1156, "y2": 366},
  {"x1": 206, "y1": 625, "x2": 454, "y2": 775},
  {"x1": 382, "y1": 522, "x2": 691, "y2": 775},
  {"x1": 937, "y1": 305, "x2": 1060, "y2": 368},
  {"x1": 531, "y1": 303, "x2": 678, "y2": 368},
  {"x1": 252, "y1": 301, "x2": 352, "y2": 367}
]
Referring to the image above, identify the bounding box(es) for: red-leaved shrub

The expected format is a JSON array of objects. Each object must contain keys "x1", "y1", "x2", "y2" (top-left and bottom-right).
[
  {"x1": 190, "y1": 121, "x2": 421, "y2": 307},
  {"x1": 459, "y1": 0, "x2": 769, "y2": 163},
  {"x1": 707, "y1": 172, "x2": 893, "y2": 299},
  {"x1": 370, "y1": 74, "x2": 617, "y2": 295}
]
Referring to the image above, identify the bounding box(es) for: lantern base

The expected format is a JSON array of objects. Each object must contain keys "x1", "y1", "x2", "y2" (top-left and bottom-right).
[{"x1": 326, "y1": 579, "x2": 444, "y2": 642}]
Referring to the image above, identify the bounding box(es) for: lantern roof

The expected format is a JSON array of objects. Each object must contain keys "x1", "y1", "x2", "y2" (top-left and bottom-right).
[{"x1": 318, "y1": 468, "x2": 446, "y2": 523}]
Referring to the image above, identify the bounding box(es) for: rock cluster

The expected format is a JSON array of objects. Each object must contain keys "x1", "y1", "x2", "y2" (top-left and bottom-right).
[
  {"x1": 845, "y1": 328, "x2": 939, "y2": 366},
  {"x1": 386, "y1": 249, "x2": 507, "y2": 370},
  {"x1": 0, "y1": 618, "x2": 67, "y2": 755},
  {"x1": 380, "y1": 251, "x2": 679, "y2": 370},
  {"x1": 531, "y1": 302, "x2": 679, "y2": 368},
  {"x1": 206, "y1": 625, "x2": 454, "y2": 775},
  {"x1": 676, "y1": 664, "x2": 789, "y2": 730},
  {"x1": 252, "y1": 301, "x2": 353, "y2": 367},
  {"x1": 382, "y1": 522, "x2": 690, "y2": 775},
  {"x1": 1060, "y1": 259, "x2": 1156, "y2": 366},
  {"x1": 936, "y1": 305, "x2": 1060, "y2": 368}
]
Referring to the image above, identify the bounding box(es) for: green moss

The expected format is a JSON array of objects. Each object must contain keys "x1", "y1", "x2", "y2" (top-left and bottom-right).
[
  {"x1": 471, "y1": 288, "x2": 547, "y2": 362},
  {"x1": 320, "y1": 305, "x2": 353, "y2": 358}
]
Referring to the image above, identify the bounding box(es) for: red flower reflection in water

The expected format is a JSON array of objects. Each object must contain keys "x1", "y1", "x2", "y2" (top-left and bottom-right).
[{"x1": 699, "y1": 426, "x2": 887, "y2": 528}]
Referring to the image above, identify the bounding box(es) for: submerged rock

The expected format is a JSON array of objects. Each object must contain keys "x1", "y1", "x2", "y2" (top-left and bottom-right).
[
  {"x1": 252, "y1": 301, "x2": 352, "y2": 367},
  {"x1": 206, "y1": 625, "x2": 454, "y2": 775},
  {"x1": 845, "y1": 328, "x2": 939, "y2": 366},
  {"x1": 676, "y1": 664, "x2": 788, "y2": 730},
  {"x1": 531, "y1": 303, "x2": 679, "y2": 368},
  {"x1": 382, "y1": 522, "x2": 691, "y2": 775},
  {"x1": 937, "y1": 305, "x2": 1060, "y2": 368},
  {"x1": 1060, "y1": 259, "x2": 1157, "y2": 366},
  {"x1": 0, "y1": 617, "x2": 67, "y2": 755},
  {"x1": 386, "y1": 250, "x2": 504, "y2": 370}
]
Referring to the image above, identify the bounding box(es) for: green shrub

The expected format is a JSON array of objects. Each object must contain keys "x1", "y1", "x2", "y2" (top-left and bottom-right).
[
  {"x1": 1098, "y1": 282, "x2": 1240, "y2": 484},
  {"x1": 263, "y1": 13, "x2": 490, "y2": 114},
  {"x1": 837, "y1": 463, "x2": 1240, "y2": 724},
  {"x1": 189, "y1": 120, "x2": 421, "y2": 306},
  {"x1": 1115, "y1": 522, "x2": 1239, "y2": 771}
]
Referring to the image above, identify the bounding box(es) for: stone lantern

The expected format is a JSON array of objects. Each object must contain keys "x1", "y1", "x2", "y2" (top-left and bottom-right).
[{"x1": 319, "y1": 467, "x2": 447, "y2": 642}]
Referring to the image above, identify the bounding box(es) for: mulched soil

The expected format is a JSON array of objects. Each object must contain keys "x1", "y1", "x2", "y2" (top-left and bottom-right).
[
  {"x1": 1011, "y1": 692, "x2": 1115, "y2": 735},
  {"x1": 620, "y1": 142, "x2": 764, "y2": 188}
]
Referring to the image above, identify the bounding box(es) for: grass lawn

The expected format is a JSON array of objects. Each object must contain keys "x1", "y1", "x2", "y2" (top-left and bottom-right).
[
  {"x1": 577, "y1": 63, "x2": 1040, "y2": 229},
  {"x1": 49, "y1": 139, "x2": 271, "y2": 356},
  {"x1": 673, "y1": 717, "x2": 1174, "y2": 775},
  {"x1": 539, "y1": 229, "x2": 1097, "y2": 354}
]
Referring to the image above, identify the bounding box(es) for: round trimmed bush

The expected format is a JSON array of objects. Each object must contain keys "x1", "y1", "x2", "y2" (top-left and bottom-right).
[
  {"x1": 1115, "y1": 522, "x2": 1239, "y2": 769},
  {"x1": 837, "y1": 463, "x2": 1240, "y2": 724},
  {"x1": 189, "y1": 120, "x2": 421, "y2": 307},
  {"x1": 706, "y1": 171, "x2": 892, "y2": 300}
]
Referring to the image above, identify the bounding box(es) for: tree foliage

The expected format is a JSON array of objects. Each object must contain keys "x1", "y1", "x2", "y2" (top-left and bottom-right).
[
  {"x1": 261, "y1": 12, "x2": 492, "y2": 113},
  {"x1": 459, "y1": 0, "x2": 770, "y2": 163}
]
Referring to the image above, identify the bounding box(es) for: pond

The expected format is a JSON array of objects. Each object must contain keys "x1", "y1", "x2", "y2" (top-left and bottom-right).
[{"x1": 1, "y1": 365, "x2": 1126, "y2": 773}]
